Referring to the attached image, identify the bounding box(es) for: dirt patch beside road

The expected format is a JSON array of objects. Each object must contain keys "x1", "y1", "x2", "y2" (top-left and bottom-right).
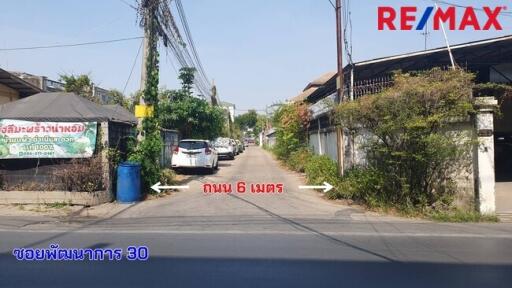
[{"x1": 0, "y1": 203, "x2": 83, "y2": 217}]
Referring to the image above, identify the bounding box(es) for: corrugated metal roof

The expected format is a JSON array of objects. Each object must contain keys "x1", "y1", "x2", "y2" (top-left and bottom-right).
[
  {"x1": 306, "y1": 34, "x2": 512, "y2": 103},
  {"x1": 355, "y1": 35, "x2": 512, "y2": 67}
]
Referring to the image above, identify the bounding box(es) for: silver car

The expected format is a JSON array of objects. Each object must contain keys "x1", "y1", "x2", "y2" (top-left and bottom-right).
[{"x1": 213, "y1": 138, "x2": 235, "y2": 160}]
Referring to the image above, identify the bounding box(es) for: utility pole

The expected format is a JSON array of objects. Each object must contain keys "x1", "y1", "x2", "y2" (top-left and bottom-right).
[
  {"x1": 421, "y1": 21, "x2": 430, "y2": 51},
  {"x1": 140, "y1": 22, "x2": 150, "y2": 93},
  {"x1": 137, "y1": 7, "x2": 150, "y2": 140},
  {"x1": 336, "y1": 0, "x2": 344, "y2": 104},
  {"x1": 211, "y1": 79, "x2": 219, "y2": 106},
  {"x1": 335, "y1": 0, "x2": 345, "y2": 176}
]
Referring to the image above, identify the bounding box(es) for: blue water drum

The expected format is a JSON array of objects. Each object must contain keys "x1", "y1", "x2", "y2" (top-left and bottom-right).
[{"x1": 117, "y1": 162, "x2": 141, "y2": 203}]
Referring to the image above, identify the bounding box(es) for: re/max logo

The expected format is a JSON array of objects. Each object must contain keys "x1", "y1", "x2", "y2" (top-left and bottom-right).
[{"x1": 378, "y1": 6, "x2": 506, "y2": 31}]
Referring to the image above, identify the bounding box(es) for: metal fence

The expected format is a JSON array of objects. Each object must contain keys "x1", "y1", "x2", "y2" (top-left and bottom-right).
[
  {"x1": 160, "y1": 129, "x2": 180, "y2": 168},
  {"x1": 352, "y1": 75, "x2": 394, "y2": 99}
]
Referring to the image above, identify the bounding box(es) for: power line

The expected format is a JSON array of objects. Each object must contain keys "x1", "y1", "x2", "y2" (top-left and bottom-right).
[
  {"x1": 327, "y1": 0, "x2": 335, "y2": 9},
  {"x1": 176, "y1": 0, "x2": 210, "y2": 83},
  {"x1": 0, "y1": 36, "x2": 144, "y2": 51},
  {"x1": 343, "y1": 0, "x2": 353, "y2": 65},
  {"x1": 174, "y1": 0, "x2": 213, "y2": 100},
  {"x1": 123, "y1": 39, "x2": 144, "y2": 94},
  {"x1": 436, "y1": 0, "x2": 512, "y2": 14},
  {"x1": 119, "y1": 0, "x2": 137, "y2": 10},
  {"x1": 154, "y1": 0, "x2": 212, "y2": 100},
  {"x1": 424, "y1": 0, "x2": 512, "y2": 17}
]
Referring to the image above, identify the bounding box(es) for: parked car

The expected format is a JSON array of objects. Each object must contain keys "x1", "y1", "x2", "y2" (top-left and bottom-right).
[
  {"x1": 244, "y1": 138, "x2": 255, "y2": 146},
  {"x1": 230, "y1": 138, "x2": 240, "y2": 155},
  {"x1": 213, "y1": 137, "x2": 235, "y2": 160},
  {"x1": 236, "y1": 140, "x2": 244, "y2": 153},
  {"x1": 172, "y1": 140, "x2": 218, "y2": 173}
]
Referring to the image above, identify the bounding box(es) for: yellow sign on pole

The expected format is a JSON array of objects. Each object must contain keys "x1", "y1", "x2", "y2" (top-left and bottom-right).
[{"x1": 135, "y1": 105, "x2": 154, "y2": 118}]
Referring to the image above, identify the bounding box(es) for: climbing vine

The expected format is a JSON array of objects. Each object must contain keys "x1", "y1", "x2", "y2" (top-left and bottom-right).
[
  {"x1": 272, "y1": 102, "x2": 310, "y2": 160},
  {"x1": 129, "y1": 14, "x2": 163, "y2": 193}
]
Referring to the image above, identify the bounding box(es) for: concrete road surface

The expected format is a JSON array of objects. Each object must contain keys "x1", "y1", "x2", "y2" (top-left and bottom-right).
[{"x1": 1, "y1": 146, "x2": 512, "y2": 288}]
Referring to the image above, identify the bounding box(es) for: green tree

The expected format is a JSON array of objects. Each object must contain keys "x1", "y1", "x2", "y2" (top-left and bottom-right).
[
  {"x1": 106, "y1": 89, "x2": 130, "y2": 109},
  {"x1": 272, "y1": 102, "x2": 310, "y2": 160},
  {"x1": 60, "y1": 74, "x2": 96, "y2": 103},
  {"x1": 234, "y1": 110, "x2": 258, "y2": 131},
  {"x1": 129, "y1": 90, "x2": 143, "y2": 112},
  {"x1": 254, "y1": 114, "x2": 268, "y2": 136},
  {"x1": 158, "y1": 68, "x2": 226, "y2": 140},
  {"x1": 178, "y1": 67, "x2": 196, "y2": 94}
]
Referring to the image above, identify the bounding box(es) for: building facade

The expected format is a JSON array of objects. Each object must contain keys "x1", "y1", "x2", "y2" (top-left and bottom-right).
[
  {"x1": 11, "y1": 71, "x2": 112, "y2": 104},
  {"x1": 298, "y1": 35, "x2": 512, "y2": 216},
  {"x1": 0, "y1": 69, "x2": 42, "y2": 104}
]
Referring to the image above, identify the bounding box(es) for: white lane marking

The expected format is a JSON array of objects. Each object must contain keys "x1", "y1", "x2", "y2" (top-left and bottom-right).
[{"x1": 0, "y1": 229, "x2": 511, "y2": 239}]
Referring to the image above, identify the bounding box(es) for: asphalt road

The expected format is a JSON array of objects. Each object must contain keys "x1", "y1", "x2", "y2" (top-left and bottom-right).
[{"x1": 1, "y1": 146, "x2": 512, "y2": 288}]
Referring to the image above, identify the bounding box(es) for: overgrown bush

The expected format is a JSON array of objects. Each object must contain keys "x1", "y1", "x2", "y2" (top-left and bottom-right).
[
  {"x1": 287, "y1": 148, "x2": 313, "y2": 173},
  {"x1": 272, "y1": 103, "x2": 310, "y2": 160},
  {"x1": 56, "y1": 157, "x2": 104, "y2": 192},
  {"x1": 304, "y1": 155, "x2": 340, "y2": 188},
  {"x1": 327, "y1": 168, "x2": 380, "y2": 202},
  {"x1": 473, "y1": 82, "x2": 512, "y2": 100},
  {"x1": 160, "y1": 168, "x2": 177, "y2": 185},
  {"x1": 128, "y1": 130, "x2": 163, "y2": 194},
  {"x1": 335, "y1": 68, "x2": 475, "y2": 210}
]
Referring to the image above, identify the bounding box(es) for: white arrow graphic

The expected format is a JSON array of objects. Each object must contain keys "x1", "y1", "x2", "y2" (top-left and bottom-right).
[
  {"x1": 151, "y1": 182, "x2": 190, "y2": 193},
  {"x1": 299, "y1": 182, "x2": 334, "y2": 193}
]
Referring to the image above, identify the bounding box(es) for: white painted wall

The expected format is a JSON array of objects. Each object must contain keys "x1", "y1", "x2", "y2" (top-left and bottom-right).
[{"x1": 308, "y1": 118, "x2": 489, "y2": 212}]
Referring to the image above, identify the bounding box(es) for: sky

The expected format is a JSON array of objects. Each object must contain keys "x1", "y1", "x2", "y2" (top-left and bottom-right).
[{"x1": 1, "y1": 0, "x2": 511, "y2": 113}]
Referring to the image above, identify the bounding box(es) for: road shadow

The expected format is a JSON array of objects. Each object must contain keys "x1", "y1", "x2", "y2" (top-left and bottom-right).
[
  {"x1": 175, "y1": 168, "x2": 218, "y2": 176},
  {"x1": 1, "y1": 255, "x2": 510, "y2": 288},
  {"x1": 218, "y1": 162, "x2": 232, "y2": 168},
  {"x1": 13, "y1": 203, "x2": 143, "y2": 249},
  {"x1": 228, "y1": 193, "x2": 395, "y2": 262}
]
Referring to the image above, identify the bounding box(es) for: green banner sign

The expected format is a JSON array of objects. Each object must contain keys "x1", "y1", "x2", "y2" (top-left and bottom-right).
[{"x1": 0, "y1": 120, "x2": 97, "y2": 159}]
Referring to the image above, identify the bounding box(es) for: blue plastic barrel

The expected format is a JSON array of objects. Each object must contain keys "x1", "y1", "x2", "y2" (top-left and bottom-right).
[{"x1": 117, "y1": 162, "x2": 141, "y2": 203}]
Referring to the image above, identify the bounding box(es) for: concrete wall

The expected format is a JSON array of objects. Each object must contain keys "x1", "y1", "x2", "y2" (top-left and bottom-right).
[
  {"x1": 0, "y1": 83, "x2": 19, "y2": 104},
  {"x1": 15, "y1": 74, "x2": 45, "y2": 90},
  {"x1": 266, "y1": 135, "x2": 276, "y2": 148},
  {"x1": 474, "y1": 98, "x2": 498, "y2": 214},
  {"x1": 342, "y1": 128, "x2": 373, "y2": 170},
  {"x1": 308, "y1": 118, "x2": 488, "y2": 212}
]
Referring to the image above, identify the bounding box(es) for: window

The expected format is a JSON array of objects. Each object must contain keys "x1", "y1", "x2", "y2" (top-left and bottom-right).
[{"x1": 178, "y1": 141, "x2": 207, "y2": 150}]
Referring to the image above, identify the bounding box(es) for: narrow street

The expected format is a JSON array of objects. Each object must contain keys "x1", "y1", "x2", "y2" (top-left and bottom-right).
[{"x1": 1, "y1": 147, "x2": 512, "y2": 287}]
